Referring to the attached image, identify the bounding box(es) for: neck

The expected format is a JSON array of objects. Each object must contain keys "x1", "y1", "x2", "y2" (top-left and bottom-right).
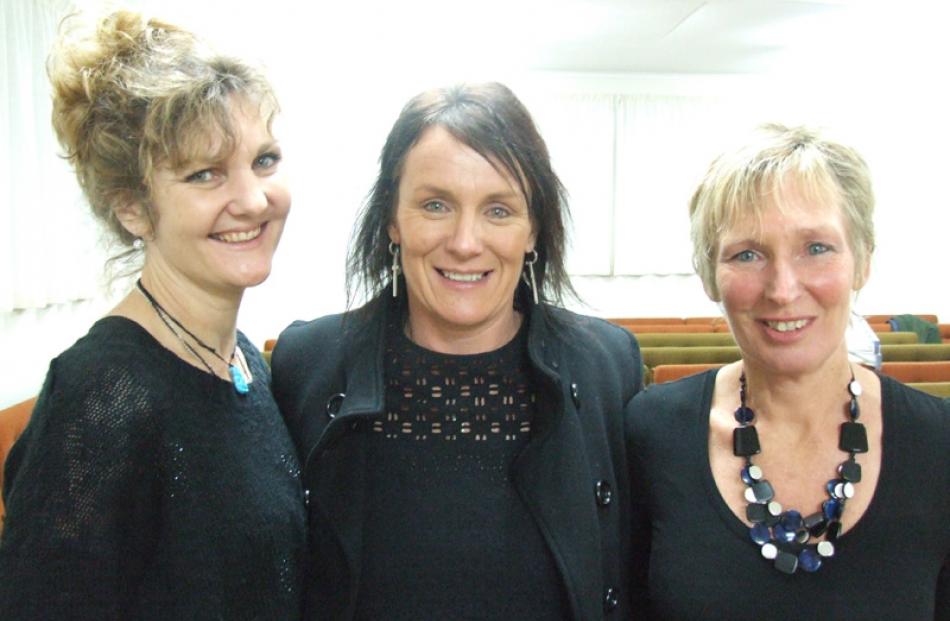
[
  {"x1": 405, "y1": 306, "x2": 523, "y2": 355},
  {"x1": 741, "y1": 352, "x2": 853, "y2": 431},
  {"x1": 136, "y1": 265, "x2": 242, "y2": 355}
]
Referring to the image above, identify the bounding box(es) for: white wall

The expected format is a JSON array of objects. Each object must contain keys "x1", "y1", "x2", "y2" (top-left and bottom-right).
[{"x1": 3, "y1": 4, "x2": 949, "y2": 408}]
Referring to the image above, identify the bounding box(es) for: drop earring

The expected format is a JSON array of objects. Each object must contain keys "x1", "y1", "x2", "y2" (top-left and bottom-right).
[
  {"x1": 389, "y1": 242, "x2": 401, "y2": 298},
  {"x1": 522, "y1": 249, "x2": 539, "y2": 305}
]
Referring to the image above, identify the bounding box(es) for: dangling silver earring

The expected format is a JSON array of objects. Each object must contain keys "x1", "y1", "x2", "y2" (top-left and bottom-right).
[
  {"x1": 132, "y1": 237, "x2": 144, "y2": 250},
  {"x1": 522, "y1": 249, "x2": 539, "y2": 305},
  {"x1": 389, "y1": 241, "x2": 401, "y2": 298}
]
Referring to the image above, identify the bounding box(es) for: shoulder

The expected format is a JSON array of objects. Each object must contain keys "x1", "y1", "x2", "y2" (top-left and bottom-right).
[
  {"x1": 47, "y1": 317, "x2": 168, "y2": 409},
  {"x1": 627, "y1": 370, "x2": 714, "y2": 435},
  {"x1": 7, "y1": 319, "x2": 164, "y2": 484},
  {"x1": 541, "y1": 306, "x2": 643, "y2": 399},
  {"x1": 880, "y1": 374, "x2": 950, "y2": 444},
  {"x1": 543, "y1": 306, "x2": 640, "y2": 362},
  {"x1": 270, "y1": 311, "x2": 350, "y2": 389}
]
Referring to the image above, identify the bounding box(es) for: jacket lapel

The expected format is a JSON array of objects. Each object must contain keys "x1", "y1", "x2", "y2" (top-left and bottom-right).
[{"x1": 512, "y1": 312, "x2": 604, "y2": 620}]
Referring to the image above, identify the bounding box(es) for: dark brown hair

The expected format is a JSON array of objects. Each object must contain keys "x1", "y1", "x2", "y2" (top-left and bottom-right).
[{"x1": 347, "y1": 82, "x2": 575, "y2": 309}]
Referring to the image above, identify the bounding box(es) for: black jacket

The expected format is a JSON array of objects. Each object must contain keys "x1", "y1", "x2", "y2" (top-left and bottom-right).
[{"x1": 272, "y1": 295, "x2": 643, "y2": 620}]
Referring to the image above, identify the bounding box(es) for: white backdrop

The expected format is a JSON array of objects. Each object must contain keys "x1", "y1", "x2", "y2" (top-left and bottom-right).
[{"x1": 2, "y1": 0, "x2": 949, "y2": 407}]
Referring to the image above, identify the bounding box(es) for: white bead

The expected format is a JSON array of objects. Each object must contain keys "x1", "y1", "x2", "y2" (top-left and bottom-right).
[
  {"x1": 745, "y1": 487, "x2": 758, "y2": 503},
  {"x1": 817, "y1": 541, "x2": 835, "y2": 557},
  {"x1": 768, "y1": 501, "x2": 783, "y2": 516},
  {"x1": 761, "y1": 543, "x2": 778, "y2": 559},
  {"x1": 849, "y1": 379, "x2": 863, "y2": 397}
]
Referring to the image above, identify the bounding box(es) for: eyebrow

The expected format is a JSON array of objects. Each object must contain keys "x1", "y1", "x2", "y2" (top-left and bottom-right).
[{"x1": 410, "y1": 184, "x2": 524, "y2": 203}]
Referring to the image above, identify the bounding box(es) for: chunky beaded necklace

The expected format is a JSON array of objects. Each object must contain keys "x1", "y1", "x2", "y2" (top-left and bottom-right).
[
  {"x1": 733, "y1": 369, "x2": 867, "y2": 574},
  {"x1": 137, "y1": 279, "x2": 250, "y2": 395}
]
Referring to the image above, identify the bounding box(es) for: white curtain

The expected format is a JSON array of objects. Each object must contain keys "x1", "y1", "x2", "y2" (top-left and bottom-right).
[
  {"x1": 526, "y1": 90, "x2": 774, "y2": 278},
  {"x1": 1, "y1": 0, "x2": 102, "y2": 313}
]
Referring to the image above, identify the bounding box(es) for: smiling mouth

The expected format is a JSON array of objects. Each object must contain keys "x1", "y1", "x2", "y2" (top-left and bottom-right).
[
  {"x1": 438, "y1": 269, "x2": 489, "y2": 283},
  {"x1": 764, "y1": 319, "x2": 809, "y2": 332},
  {"x1": 211, "y1": 225, "x2": 263, "y2": 243}
]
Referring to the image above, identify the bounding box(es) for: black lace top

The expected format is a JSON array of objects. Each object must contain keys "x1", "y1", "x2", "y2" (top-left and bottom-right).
[
  {"x1": 0, "y1": 317, "x2": 307, "y2": 620},
  {"x1": 354, "y1": 316, "x2": 568, "y2": 620}
]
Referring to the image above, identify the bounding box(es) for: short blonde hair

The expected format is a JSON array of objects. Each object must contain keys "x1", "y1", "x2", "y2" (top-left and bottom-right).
[
  {"x1": 49, "y1": 10, "x2": 278, "y2": 252},
  {"x1": 689, "y1": 124, "x2": 875, "y2": 301}
]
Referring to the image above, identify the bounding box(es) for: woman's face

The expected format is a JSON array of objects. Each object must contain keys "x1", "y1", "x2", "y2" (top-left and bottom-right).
[
  {"x1": 389, "y1": 125, "x2": 535, "y2": 352},
  {"x1": 715, "y1": 185, "x2": 865, "y2": 378},
  {"x1": 134, "y1": 100, "x2": 290, "y2": 298}
]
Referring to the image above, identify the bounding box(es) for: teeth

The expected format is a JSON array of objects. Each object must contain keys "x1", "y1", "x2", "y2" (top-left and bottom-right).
[
  {"x1": 213, "y1": 227, "x2": 261, "y2": 243},
  {"x1": 442, "y1": 270, "x2": 485, "y2": 282},
  {"x1": 767, "y1": 319, "x2": 808, "y2": 332}
]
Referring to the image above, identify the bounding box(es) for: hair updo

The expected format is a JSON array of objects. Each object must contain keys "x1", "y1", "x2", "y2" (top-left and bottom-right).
[{"x1": 48, "y1": 10, "x2": 277, "y2": 259}]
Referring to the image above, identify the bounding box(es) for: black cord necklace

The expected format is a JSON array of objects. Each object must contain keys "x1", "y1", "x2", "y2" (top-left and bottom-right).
[
  {"x1": 733, "y1": 368, "x2": 866, "y2": 574},
  {"x1": 136, "y1": 279, "x2": 250, "y2": 395}
]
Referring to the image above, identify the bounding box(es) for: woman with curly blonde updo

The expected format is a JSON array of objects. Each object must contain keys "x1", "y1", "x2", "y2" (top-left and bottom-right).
[{"x1": 0, "y1": 11, "x2": 305, "y2": 619}]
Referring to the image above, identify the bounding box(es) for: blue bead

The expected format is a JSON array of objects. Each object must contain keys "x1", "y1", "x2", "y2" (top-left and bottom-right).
[
  {"x1": 780, "y1": 510, "x2": 803, "y2": 531},
  {"x1": 826, "y1": 479, "x2": 840, "y2": 498},
  {"x1": 773, "y1": 523, "x2": 797, "y2": 543},
  {"x1": 229, "y1": 365, "x2": 250, "y2": 394},
  {"x1": 823, "y1": 498, "x2": 843, "y2": 521},
  {"x1": 734, "y1": 406, "x2": 755, "y2": 424},
  {"x1": 750, "y1": 523, "x2": 771, "y2": 545},
  {"x1": 799, "y1": 548, "x2": 822, "y2": 572},
  {"x1": 751, "y1": 480, "x2": 774, "y2": 503},
  {"x1": 849, "y1": 398, "x2": 860, "y2": 420}
]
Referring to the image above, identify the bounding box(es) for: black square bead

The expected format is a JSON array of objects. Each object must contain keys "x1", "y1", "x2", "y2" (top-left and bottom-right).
[
  {"x1": 747, "y1": 503, "x2": 768, "y2": 523},
  {"x1": 839, "y1": 422, "x2": 868, "y2": 453},
  {"x1": 804, "y1": 512, "x2": 827, "y2": 537},
  {"x1": 733, "y1": 426, "x2": 761, "y2": 457},
  {"x1": 826, "y1": 520, "x2": 842, "y2": 542},
  {"x1": 774, "y1": 551, "x2": 799, "y2": 574},
  {"x1": 839, "y1": 460, "x2": 862, "y2": 482}
]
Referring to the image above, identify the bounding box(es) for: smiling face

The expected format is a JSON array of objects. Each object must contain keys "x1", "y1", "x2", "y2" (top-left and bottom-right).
[
  {"x1": 389, "y1": 125, "x2": 536, "y2": 353},
  {"x1": 715, "y1": 183, "x2": 867, "y2": 379},
  {"x1": 125, "y1": 98, "x2": 290, "y2": 299}
]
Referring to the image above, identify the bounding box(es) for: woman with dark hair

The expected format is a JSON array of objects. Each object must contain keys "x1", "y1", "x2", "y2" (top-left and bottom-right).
[{"x1": 272, "y1": 82, "x2": 643, "y2": 620}]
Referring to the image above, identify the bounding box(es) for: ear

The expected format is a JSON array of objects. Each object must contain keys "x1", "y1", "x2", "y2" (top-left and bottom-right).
[
  {"x1": 387, "y1": 222, "x2": 400, "y2": 245},
  {"x1": 115, "y1": 201, "x2": 152, "y2": 240},
  {"x1": 525, "y1": 229, "x2": 537, "y2": 254}
]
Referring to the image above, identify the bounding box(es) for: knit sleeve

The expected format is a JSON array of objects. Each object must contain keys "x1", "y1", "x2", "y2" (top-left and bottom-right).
[{"x1": 0, "y1": 354, "x2": 161, "y2": 619}]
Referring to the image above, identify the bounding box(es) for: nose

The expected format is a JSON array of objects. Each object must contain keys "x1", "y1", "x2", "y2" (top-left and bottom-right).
[
  {"x1": 445, "y1": 209, "x2": 483, "y2": 258},
  {"x1": 765, "y1": 256, "x2": 803, "y2": 305},
  {"x1": 226, "y1": 171, "x2": 269, "y2": 216}
]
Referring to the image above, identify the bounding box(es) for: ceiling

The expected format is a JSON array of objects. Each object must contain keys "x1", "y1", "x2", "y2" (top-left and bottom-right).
[{"x1": 87, "y1": 0, "x2": 947, "y2": 78}]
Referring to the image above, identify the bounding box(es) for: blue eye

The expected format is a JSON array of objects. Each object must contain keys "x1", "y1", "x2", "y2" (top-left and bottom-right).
[
  {"x1": 184, "y1": 169, "x2": 215, "y2": 183},
  {"x1": 423, "y1": 200, "x2": 447, "y2": 213},
  {"x1": 487, "y1": 205, "x2": 511, "y2": 219},
  {"x1": 255, "y1": 152, "x2": 281, "y2": 169},
  {"x1": 808, "y1": 242, "x2": 831, "y2": 255},
  {"x1": 734, "y1": 250, "x2": 757, "y2": 262}
]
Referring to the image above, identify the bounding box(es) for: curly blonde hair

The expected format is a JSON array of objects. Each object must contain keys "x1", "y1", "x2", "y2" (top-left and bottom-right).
[{"x1": 48, "y1": 10, "x2": 278, "y2": 256}]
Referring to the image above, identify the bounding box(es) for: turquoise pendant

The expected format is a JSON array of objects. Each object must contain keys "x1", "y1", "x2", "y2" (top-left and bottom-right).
[{"x1": 229, "y1": 364, "x2": 249, "y2": 395}]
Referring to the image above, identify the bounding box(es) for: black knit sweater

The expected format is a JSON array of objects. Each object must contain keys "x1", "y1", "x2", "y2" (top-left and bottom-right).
[
  {"x1": 353, "y1": 319, "x2": 567, "y2": 620},
  {"x1": 0, "y1": 317, "x2": 307, "y2": 620}
]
